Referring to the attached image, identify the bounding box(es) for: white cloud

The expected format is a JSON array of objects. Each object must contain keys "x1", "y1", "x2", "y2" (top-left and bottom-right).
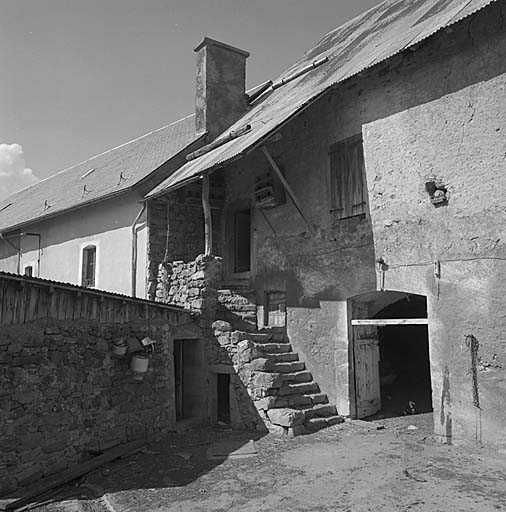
[{"x1": 0, "y1": 143, "x2": 39, "y2": 201}]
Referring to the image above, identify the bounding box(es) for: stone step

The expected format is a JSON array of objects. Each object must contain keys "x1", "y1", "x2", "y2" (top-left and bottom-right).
[
  {"x1": 257, "y1": 331, "x2": 286, "y2": 342},
  {"x1": 279, "y1": 382, "x2": 319, "y2": 396},
  {"x1": 304, "y1": 415, "x2": 344, "y2": 433},
  {"x1": 270, "y1": 361, "x2": 305, "y2": 373},
  {"x1": 299, "y1": 404, "x2": 337, "y2": 419},
  {"x1": 235, "y1": 331, "x2": 273, "y2": 343},
  {"x1": 307, "y1": 393, "x2": 329, "y2": 405},
  {"x1": 268, "y1": 352, "x2": 299, "y2": 363},
  {"x1": 280, "y1": 371, "x2": 313, "y2": 384},
  {"x1": 223, "y1": 304, "x2": 257, "y2": 313},
  {"x1": 273, "y1": 392, "x2": 329, "y2": 408},
  {"x1": 257, "y1": 343, "x2": 292, "y2": 354}
]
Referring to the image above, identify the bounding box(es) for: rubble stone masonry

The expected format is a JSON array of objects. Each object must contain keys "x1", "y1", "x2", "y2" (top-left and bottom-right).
[{"x1": 0, "y1": 274, "x2": 197, "y2": 495}]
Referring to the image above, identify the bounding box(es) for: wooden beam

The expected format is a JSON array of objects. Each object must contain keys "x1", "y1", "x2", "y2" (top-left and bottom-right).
[
  {"x1": 202, "y1": 174, "x2": 213, "y2": 256},
  {"x1": 351, "y1": 318, "x2": 428, "y2": 326},
  {"x1": 0, "y1": 440, "x2": 145, "y2": 511},
  {"x1": 261, "y1": 146, "x2": 316, "y2": 236}
]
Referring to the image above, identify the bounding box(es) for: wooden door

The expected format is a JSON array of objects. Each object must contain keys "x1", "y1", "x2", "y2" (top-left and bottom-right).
[
  {"x1": 353, "y1": 326, "x2": 381, "y2": 418},
  {"x1": 174, "y1": 340, "x2": 183, "y2": 420}
]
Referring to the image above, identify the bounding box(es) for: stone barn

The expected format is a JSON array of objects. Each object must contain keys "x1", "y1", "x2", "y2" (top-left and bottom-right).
[{"x1": 145, "y1": 0, "x2": 506, "y2": 446}]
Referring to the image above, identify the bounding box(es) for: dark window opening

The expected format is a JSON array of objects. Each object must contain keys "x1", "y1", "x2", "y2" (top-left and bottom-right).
[
  {"x1": 24, "y1": 266, "x2": 33, "y2": 277},
  {"x1": 217, "y1": 373, "x2": 231, "y2": 424},
  {"x1": 82, "y1": 245, "x2": 96, "y2": 288},
  {"x1": 234, "y1": 209, "x2": 251, "y2": 273},
  {"x1": 329, "y1": 134, "x2": 366, "y2": 218}
]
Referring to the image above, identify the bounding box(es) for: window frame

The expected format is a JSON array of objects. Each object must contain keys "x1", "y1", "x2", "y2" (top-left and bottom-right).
[
  {"x1": 329, "y1": 133, "x2": 367, "y2": 219},
  {"x1": 79, "y1": 241, "x2": 99, "y2": 288}
]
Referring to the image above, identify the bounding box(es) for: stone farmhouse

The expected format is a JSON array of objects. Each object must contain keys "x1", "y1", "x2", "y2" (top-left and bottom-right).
[
  {"x1": 0, "y1": 115, "x2": 207, "y2": 297},
  {"x1": 148, "y1": 0, "x2": 506, "y2": 446},
  {"x1": 1, "y1": 0, "x2": 505, "y2": 448}
]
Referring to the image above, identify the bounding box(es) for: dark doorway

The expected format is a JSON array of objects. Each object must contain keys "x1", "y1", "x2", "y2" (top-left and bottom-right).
[
  {"x1": 217, "y1": 373, "x2": 231, "y2": 424},
  {"x1": 376, "y1": 297, "x2": 433, "y2": 417},
  {"x1": 173, "y1": 339, "x2": 202, "y2": 421},
  {"x1": 234, "y1": 209, "x2": 251, "y2": 273}
]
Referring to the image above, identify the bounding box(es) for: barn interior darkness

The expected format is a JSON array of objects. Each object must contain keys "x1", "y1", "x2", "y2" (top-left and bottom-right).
[{"x1": 375, "y1": 296, "x2": 433, "y2": 418}]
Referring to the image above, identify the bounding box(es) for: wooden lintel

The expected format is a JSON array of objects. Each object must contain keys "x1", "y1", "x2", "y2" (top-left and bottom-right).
[
  {"x1": 201, "y1": 174, "x2": 213, "y2": 256},
  {"x1": 261, "y1": 146, "x2": 316, "y2": 236},
  {"x1": 351, "y1": 318, "x2": 428, "y2": 326}
]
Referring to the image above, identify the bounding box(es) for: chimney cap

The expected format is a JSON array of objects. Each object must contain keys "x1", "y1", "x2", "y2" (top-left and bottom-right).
[{"x1": 194, "y1": 37, "x2": 250, "y2": 58}]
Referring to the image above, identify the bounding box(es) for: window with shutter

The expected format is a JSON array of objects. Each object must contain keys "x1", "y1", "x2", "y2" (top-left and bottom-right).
[
  {"x1": 82, "y1": 245, "x2": 96, "y2": 287},
  {"x1": 329, "y1": 134, "x2": 366, "y2": 218}
]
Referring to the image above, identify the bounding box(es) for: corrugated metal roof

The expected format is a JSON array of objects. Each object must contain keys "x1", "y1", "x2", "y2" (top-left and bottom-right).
[
  {"x1": 147, "y1": 0, "x2": 496, "y2": 197},
  {"x1": 0, "y1": 270, "x2": 190, "y2": 311},
  {"x1": 0, "y1": 114, "x2": 204, "y2": 232}
]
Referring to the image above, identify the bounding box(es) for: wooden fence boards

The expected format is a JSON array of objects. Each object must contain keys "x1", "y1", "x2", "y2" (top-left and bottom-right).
[
  {"x1": 37, "y1": 286, "x2": 49, "y2": 320},
  {"x1": 2, "y1": 284, "x2": 17, "y2": 324},
  {"x1": 0, "y1": 274, "x2": 191, "y2": 327}
]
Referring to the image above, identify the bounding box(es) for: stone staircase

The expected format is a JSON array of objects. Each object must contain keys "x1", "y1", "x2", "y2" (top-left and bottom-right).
[
  {"x1": 247, "y1": 330, "x2": 344, "y2": 436},
  {"x1": 214, "y1": 284, "x2": 343, "y2": 436},
  {"x1": 217, "y1": 285, "x2": 257, "y2": 331},
  {"x1": 213, "y1": 315, "x2": 344, "y2": 436}
]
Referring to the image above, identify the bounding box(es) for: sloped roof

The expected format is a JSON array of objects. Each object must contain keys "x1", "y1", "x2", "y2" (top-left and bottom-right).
[
  {"x1": 148, "y1": 0, "x2": 496, "y2": 197},
  {"x1": 0, "y1": 114, "x2": 204, "y2": 232}
]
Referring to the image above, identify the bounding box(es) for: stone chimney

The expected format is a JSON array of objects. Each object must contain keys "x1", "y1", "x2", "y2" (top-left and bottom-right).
[{"x1": 194, "y1": 37, "x2": 250, "y2": 140}]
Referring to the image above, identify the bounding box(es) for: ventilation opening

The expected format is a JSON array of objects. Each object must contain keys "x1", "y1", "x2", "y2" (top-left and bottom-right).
[{"x1": 217, "y1": 373, "x2": 231, "y2": 424}]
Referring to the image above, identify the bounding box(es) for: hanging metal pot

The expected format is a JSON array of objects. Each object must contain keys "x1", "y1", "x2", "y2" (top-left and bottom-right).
[
  {"x1": 131, "y1": 354, "x2": 150, "y2": 380},
  {"x1": 112, "y1": 338, "x2": 127, "y2": 357}
]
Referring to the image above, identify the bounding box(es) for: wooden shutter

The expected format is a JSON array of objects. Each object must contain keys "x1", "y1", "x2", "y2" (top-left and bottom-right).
[{"x1": 329, "y1": 134, "x2": 366, "y2": 218}]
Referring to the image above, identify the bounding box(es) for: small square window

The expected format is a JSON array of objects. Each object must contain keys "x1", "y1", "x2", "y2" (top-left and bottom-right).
[{"x1": 329, "y1": 134, "x2": 366, "y2": 218}]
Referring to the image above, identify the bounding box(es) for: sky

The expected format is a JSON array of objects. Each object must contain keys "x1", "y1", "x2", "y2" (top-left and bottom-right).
[{"x1": 0, "y1": 0, "x2": 382, "y2": 201}]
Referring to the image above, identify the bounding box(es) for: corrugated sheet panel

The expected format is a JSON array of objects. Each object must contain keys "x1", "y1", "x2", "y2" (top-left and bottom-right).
[
  {"x1": 147, "y1": 0, "x2": 496, "y2": 197},
  {"x1": 0, "y1": 114, "x2": 203, "y2": 232},
  {"x1": 0, "y1": 270, "x2": 188, "y2": 310}
]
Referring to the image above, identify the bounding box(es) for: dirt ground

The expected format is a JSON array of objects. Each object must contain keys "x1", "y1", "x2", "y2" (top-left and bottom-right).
[{"x1": 26, "y1": 413, "x2": 506, "y2": 512}]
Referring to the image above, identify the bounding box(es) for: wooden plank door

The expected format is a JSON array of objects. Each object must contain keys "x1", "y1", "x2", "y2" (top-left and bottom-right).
[
  {"x1": 353, "y1": 326, "x2": 381, "y2": 418},
  {"x1": 174, "y1": 340, "x2": 183, "y2": 421}
]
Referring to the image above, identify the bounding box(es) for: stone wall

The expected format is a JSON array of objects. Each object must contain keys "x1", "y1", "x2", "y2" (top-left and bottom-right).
[
  {"x1": 146, "y1": 184, "x2": 223, "y2": 300},
  {"x1": 155, "y1": 255, "x2": 222, "y2": 317},
  {"x1": 154, "y1": 255, "x2": 272, "y2": 430},
  {"x1": 0, "y1": 273, "x2": 198, "y2": 495}
]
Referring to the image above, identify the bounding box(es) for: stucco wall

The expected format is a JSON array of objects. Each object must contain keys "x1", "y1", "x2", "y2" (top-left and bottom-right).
[
  {"x1": 361, "y1": 1, "x2": 506, "y2": 446},
  {"x1": 219, "y1": 1, "x2": 506, "y2": 443},
  {"x1": 0, "y1": 192, "x2": 148, "y2": 297},
  {"x1": 221, "y1": 115, "x2": 376, "y2": 413}
]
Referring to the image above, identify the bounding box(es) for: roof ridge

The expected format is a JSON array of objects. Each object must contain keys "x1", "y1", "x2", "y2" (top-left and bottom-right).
[{"x1": 0, "y1": 113, "x2": 196, "y2": 204}]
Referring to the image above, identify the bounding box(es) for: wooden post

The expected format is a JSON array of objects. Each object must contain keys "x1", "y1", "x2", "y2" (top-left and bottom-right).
[
  {"x1": 351, "y1": 318, "x2": 428, "y2": 326},
  {"x1": 261, "y1": 146, "x2": 316, "y2": 236},
  {"x1": 202, "y1": 174, "x2": 213, "y2": 256}
]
